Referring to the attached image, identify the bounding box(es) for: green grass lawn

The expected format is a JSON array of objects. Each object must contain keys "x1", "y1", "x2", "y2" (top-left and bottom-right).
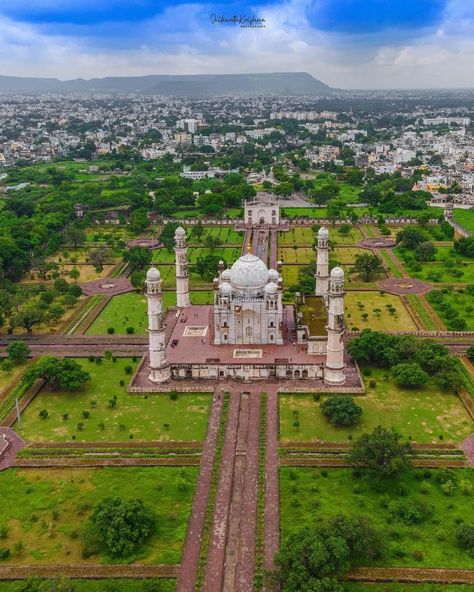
[
  {"x1": 0, "y1": 467, "x2": 196, "y2": 564},
  {"x1": 393, "y1": 247, "x2": 474, "y2": 283},
  {"x1": 0, "y1": 580, "x2": 176, "y2": 592},
  {"x1": 280, "y1": 368, "x2": 473, "y2": 444},
  {"x1": 186, "y1": 226, "x2": 244, "y2": 244},
  {"x1": 344, "y1": 291, "x2": 418, "y2": 331},
  {"x1": 278, "y1": 228, "x2": 315, "y2": 245},
  {"x1": 278, "y1": 247, "x2": 314, "y2": 264},
  {"x1": 454, "y1": 209, "x2": 474, "y2": 234},
  {"x1": 426, "y1": 289, "x2": 474, "y2": 331},
  {"x1": 333, "y1": 247, "x2": 368, "y2": 264},
  {"x1": 331, "y1": 226, "x2": 364, "y2": 245},
  {"x1": 86, "y1": 290, "x2": 214, "y2": 336},
  {"x1": 280, "y1": 467, "x2": 474, "y2": 568},
  {"x1": 16, "y1": 358, "x2": 212, "y2": 443},
  {"x1": 85, "y1": 292, "x2": 148, "y2": 335}
]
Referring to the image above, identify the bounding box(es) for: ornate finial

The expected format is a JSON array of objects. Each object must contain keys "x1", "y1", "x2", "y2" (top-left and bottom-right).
[{"x1": 247, "y1": 240, "x2": 252, "y2": 253}]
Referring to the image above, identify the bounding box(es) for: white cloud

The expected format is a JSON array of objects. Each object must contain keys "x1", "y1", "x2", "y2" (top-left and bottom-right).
[{"x1": 0, "y1": 0, "x2": 472, "y2": 88}]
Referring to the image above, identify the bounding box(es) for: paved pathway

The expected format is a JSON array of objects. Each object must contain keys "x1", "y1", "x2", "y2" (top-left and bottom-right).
[
  {"x1": 263, "y1": 390, "x2": 280, "y2": 591},
  {"x1": 203, "y1": 388, "x2": 261, "y2": 592},
  {"x1": 177, "y1": 391, "x2": 223, "y2": 592},
  {"x1": 0, "y1": 564, "x2": 179, "y2": 580},
  {"x1": 0, "y1": 428, "x2": 25, "y2": 471}
]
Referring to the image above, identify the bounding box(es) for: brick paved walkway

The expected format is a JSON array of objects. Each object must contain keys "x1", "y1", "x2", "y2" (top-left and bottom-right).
[
  {"x1": 263, "y1": 390, "x2": 280, "y2": 591},
  {"x1": 202, "y1": 388, "x2": 262, "y2": 592},
  {"x1": 177, "y1": 391, "x2": 223, "y2": 592}
]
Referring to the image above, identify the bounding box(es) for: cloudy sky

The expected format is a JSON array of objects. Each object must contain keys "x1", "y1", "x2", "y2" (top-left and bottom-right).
[{"x1": 0, "y1": 0, "x2": 473, "y2": 88}]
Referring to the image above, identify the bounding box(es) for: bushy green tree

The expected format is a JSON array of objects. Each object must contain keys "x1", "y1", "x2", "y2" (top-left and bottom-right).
[
  {"x1": 6, "y1": 340, "x2": 30, "y2": 364},
  {"x1": 88, "y1": 497, "x2": 156, "y2": 557},
  {"x1": 392, "y1": 362, "x2": 429, "y2": 388},
  {"x1": 353, "y1": 253, "x2": 384, "y2": 282},
  {"x1": 320, "y1": 397, "x2": 363, "y2": 426},
  {"x1": 24, "y1": 356, "x2": 90, "y2": 391},
  {"x1": 349, "y1": 426, "x2": 412, "y2": 478}
]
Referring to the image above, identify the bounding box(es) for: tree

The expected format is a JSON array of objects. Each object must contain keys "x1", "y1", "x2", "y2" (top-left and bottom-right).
[
  {"x1": 396, "y1": 228, "x2": 427, "y2": 250},
  {"x1": 275, "y1": 514, "x2": 382, "y2": 592},
  {"x1": 457, "y1": 524, "x2": 474, "y2": 553},
  {"x1": 90, "y1": 249, "x2": 106, "y2": 272},
  {"x1": 320, "y1": 397, "x2": 363, "y2": 426},
  {"x1": 69, "y1": 268, "x2": 80, "y2": 282},
  {"x1": 349, "y1": 426, "x2": 412, "y2": 478},
  {"x1": 392, "y1": 362, "x2": 429, "y2": 388},
  {"x1": 24, "y1": 356, "x2": 90, "y2": 391},
  {"x1": 195, "y1": 255, "x2": 223, "y2": 281},
  {"x1": 353, "y1": 253, "x2": 384, "y2": 282},
  {"x1": 123, "y1": 247, "x2": 152, "y2": 270},
  {"x1": 88, "y1": 497, "x2": 156, "y2": 557},
  {"x1": 130, "y1": 270, "x2": 146, "y2": 292},
  {"x1": 48, "y1": 304, "x2": 65, "y2": 323},
  {"x1": 191, "y1": 221, "x2": 205, "y2": 241},
  {"x1": 6, "y1": 340, "x2": 30, "y2": 364},
  {"x1": 414, "y1": 241, "x2": 436, "y2": 261},
  {"x1": 276, "y1": 526, "x2": 349, "y2": 592},
  {"x1": 64, "y1": 228, "x2": 86, "y2": 248},
  {"x1": 11, "y1": 305, "x2": 45, "y2": 333}
]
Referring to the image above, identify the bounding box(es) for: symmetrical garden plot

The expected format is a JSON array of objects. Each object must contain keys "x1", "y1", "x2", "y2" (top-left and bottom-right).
[
  {"x1": 344, "y1": 291, "x2": 418, "y2": 331},
  {"x1": 280, "y1": 369, "x2": 473, "y2": 444},
  {"x1": 280, "y1": 467, "x2": 474, "y2": 569},
  {"x1": 15, "y1": 358, "x2": 212, "y2": 443},
  {"x1": 85, "y1": 290, "x2": 213, "y2": 336},
  {"x1": 278, "y1": 247, "x2": 314, "y2": 264},
  {"x1": 393, "y1": 247, "x2": 474, "y2": 284},
  {"x1": 278, "y1": 228, "x2": 315, "y2": 246},
  {"x1": 453, "y1": 209, "x2": 474, "y2": 235},
  {"x1": 0, "y1": 466, "x2": 196, "y2": 565},
  {"x1": 427, "y1": 289, "x2": 474, "y2": 331},
  {"x1": 185, "y1": 226, "x2": 244, "y2": 245}
]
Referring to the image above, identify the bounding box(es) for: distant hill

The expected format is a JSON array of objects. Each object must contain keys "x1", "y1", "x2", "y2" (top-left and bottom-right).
[{"x1": 0, "y1": 72, "x2": 332, "y2": 96}]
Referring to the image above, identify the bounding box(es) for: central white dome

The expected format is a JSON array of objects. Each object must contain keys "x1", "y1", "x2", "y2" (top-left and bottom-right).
[{"x1": 230, "y1": 253, "x2": 269, "y2": 289}]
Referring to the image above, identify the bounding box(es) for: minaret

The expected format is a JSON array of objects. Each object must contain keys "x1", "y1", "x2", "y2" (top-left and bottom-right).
[
  {"x1": 324, "y1": 266, "x2": 346, "y2": 385},
  {"x1": 315, "y1": 226, "x2": 330, "y2": 301},
  {"x1": 174, "y1": 226, "x2": 191, "y2": 308},
  {"x1": 146, "y1": 267, "x2": 171, "y2": 383}
]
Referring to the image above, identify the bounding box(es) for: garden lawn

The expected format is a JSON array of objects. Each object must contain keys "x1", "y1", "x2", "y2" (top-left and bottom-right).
[
  {"x1": 278, "y1": 228, "x2": 315, "y2": 246},
  {"x1": 281, "y1": 207, "x2": 329, "y2": 219},
  {"x1": 0, "y1": 467, "x2": 196, "y2": 564},
  {"x1": 331, "y1": 226, "x2": 364, "y2": 245},
  {"x1": 282, "y1": 265, "x2": 301, "y2": 287},
  {"x1": 186, "y1": 226, "x2": 244, "y2": 244},
  {"x1": 280, "y1": 368, "x2": 473, "y2": 444},
  {"x1": 333, "y1": 247, "x2": 367, "y2": 264},
  {"x1": 454, "y1": 209, "x2": 474, "y2": 234},
  {"x1": 85, "y1": 292, "x2": 148, "y2": 335},
  {"x1": 278, "y1": 247, "x2": 314, "y2": 264},
  {"x1": 280, "y1": 467, "x2": 474, "y2": 568},
  {"x1": 393, "y1": 248, "x2": 474, "y2": 283},
  {"x1": 427, "y1": 289, "x2": 474, "y2": 331},
  {"x1": 16, "y1": 358, "x2": 212, "y2": 442},
  {"x1": 344, "y1": 291, "x2": 417, "y2": 331}
]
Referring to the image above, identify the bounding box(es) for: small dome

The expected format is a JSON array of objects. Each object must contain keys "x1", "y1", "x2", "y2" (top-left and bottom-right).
[
  {"x1": 219, "y1": 282, "x2": 233, "y2": 294},
  {"x1": 268, "y1": 268, "x2": 279, "y2": 281},
  {"x1": 174, "y1": 226, "x2": 186, "y2": 239},
  {"x1": 265, "y1": 282, "x2": 278, "y2": 294},
  {"x1": 221, "y1": 269, "x2": 231, "y2": 281},
  {"x1": 318, "y1": 226, "x2": 329, "y2": 238},
  {"x1": 230, "y1": 253, "x2": 269, "y2": 289},
  {"x1": 331, "y1": 266, "x2": 344, "y2": 279},
  {"x1": 146, "y1": 267, "x2": 161, "y2": 281}
]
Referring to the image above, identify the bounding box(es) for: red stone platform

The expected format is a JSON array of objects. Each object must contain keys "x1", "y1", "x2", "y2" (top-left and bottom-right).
[
  {"x1": 81, "y1": 276, "x2": 133, "y2": 296},
  {"x1": 377, "y1": 277, "x2": 432, "y2": 295}
]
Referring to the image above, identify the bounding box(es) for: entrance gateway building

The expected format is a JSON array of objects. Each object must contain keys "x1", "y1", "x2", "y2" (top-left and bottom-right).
[{"x1": 144, "y1": 220, "x2": 346, "y2": 385}]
